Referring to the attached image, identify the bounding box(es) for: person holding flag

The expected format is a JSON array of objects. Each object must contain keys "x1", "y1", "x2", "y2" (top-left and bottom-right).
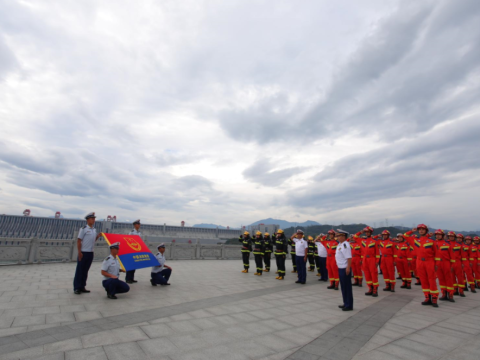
[
  {"x1": 101, "y1": 242, "x2": 130, "y2": 299},
  {"x1": 125, "y1": 219, "x2": 142, "y2": 284}
]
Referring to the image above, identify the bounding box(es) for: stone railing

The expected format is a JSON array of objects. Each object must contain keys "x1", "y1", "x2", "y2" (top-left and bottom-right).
[{"x1": 0, "y1": 237, "x2": 288, "y2": 265}]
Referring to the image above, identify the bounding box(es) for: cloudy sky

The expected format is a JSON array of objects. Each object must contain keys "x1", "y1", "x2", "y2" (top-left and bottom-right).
[{"x1": 1, "y1": 0, "x2": 480, "y2": 230}]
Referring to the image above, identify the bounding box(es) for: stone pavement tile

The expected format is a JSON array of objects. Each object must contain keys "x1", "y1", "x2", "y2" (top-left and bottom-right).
[
  {"x1": 211, "y1": 314, "x2": 239, "y2": 326},
  {"x1": 355, "y1": 341, "x2": 383, "y2": 356},
  {"x1": 277, "y1": 315, "x2": 310, "y2": 327},
  {"x1": 435, "y1": 321, "x2": 480, "y2": 335},
  {"x1": 66, "y1": 346, "x2": 108, "y2": 360},
  {"x1": 253, "y1": 333, "x2": 298, "y2": 353},
  {"x1": 60, "y1": 305, "x2": 85, "y2": 313},
  {"x1": 353, "y1": 349, "x2": 403, "y2": 360},
  {"x1": 82, "y1": 327, "x2": 148, "y2": 348},
  {"x1": 259, "y1": 318, "x2": 292, "y2": 331},
  {"x1": 43, "y1": 338, "x2": 83, "y2": 354},
  {"x1": 0, "y1": 317, "x2": 15, "y2": 329},
  {"x1": 286, "y1": 350, "x2": 320, "y2": 360},
  {"x1": 149, "y1": 317, "x2": 170, "y2": 324},
  {"x1": 189, "y1": 317, "x2": 220, "y2": 330},
  {"x1": 104, "y1": 342, "x2": 150, "y2": 360},
  {"x1": 170, "y1": 313, "x2": 194, "y2": 322},
  {"x1": 25, "y1": 354, "x2": 65, "y2": 360},
  {"x1": 27, "y1": 324, "x2": 59, "y2": 332},
  {"x1": 224, "y1": 325, "x2": 255, "y2": 340},
  {"x1": 138, "y1": 337, "x2": 182, "y2": 357},
  {"x1": 249, "y1": 310, "x2": 276, "y2": 320},
  {"x1": 73, "y1": 311, "x2": 102, "y2": 322},
  {"x1": 0, "y1": 326, "x2": 27, "y2": 337},
  {"x1": 258, "y1": 347, "x2": 300, "y2": 360},
  {"x1": 0, "y1": 341, "x2": 29, "y2": 357},
  {"x1": 428, "y1": 324, "x2": 474, "y2": 338},
  {"x1": 388, "y1": 315, "x2": 434, "y2": 330},
  {"x1": 46, "y1": 313, "x2": 76, "y2": 324},
  {"x1": 229, "y1": 340, "x2": 276, "y2": 359},
  {"x1": 201, "y1": 345, "x2": 250, "y2": 360},
  {"x1": 321, "y1": 338, "x2": 366, "y2": 360},
  {"x1": 32, "y1": 306, "x2": 61, "y2": 316},
  {"x1": 405, "y1": 329, "x2": 464, "y2": 350},
  {"x1": 141, "y1": 323, "x2": 175, "y2": 338},
  {"x1": 0, "y1": 345, "x2": 44, "y2": 360},
  {"x1": 3, "y1": 308, "x2": 34, "y2": 318},
  {"x1": 230, "y1": 312, "x2": 259, "y2": 323},
  {"x1": 168, "y1": 320, "x2": 202, "y2": 333},
  {"x1": 166, "y1": 333, "x2": 210, "y2": 352},
  {"x1": 16, "y1": 330, "x2": 57, "y2": 347},
  {"x1": 299, "y1": 342, "x2": 331, "y2": 357},
  {"x1": 187, "y1": 309, "x2": 214, "y2": 319},
  {"x1": 12, "y1": 314, "x2": 46, "y2": 327},
  {"x1": 377, "y1": 338, "x2": 445, "y2": 360},
  {"x1": 274, "y1": 329, "x2": 313, "y2": 347}
]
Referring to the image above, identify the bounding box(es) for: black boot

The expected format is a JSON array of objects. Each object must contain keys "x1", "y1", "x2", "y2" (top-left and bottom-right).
[
  {"x1": 365, "y1": 286, "x2": 373, "y2": 296},
  {"x1": 439, "y1": 290, "x2": 448, "y2": 301},
  {"x1": 421, "y1": 294, "x2": 432, "y2": 305},
  {"x1": 383, "y1": 283, "x2": 391, "y2": 292}
]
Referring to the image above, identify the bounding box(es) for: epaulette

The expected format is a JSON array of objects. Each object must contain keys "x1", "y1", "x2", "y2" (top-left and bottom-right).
[
  {"x1": 344, "y1": 243, "x2": 347, "y2": 248},
  {"x1": 105, "y1": 256, "x2": 111, "y2": 261},
  {"x1": 82, "y1": 225, "x2": 87, "y2": 229}
]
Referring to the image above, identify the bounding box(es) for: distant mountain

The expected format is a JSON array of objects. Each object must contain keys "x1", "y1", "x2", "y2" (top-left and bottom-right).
[
  {"x1": 249, "y1": 218, "x2": 321, "y2": 229},
  {"x1": 193, "y1": 223, "x2": 227, "y2": 229}
]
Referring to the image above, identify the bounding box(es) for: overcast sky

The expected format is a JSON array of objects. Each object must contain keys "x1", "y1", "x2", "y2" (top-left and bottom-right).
[{"x1": 1, "y1": 0, "x2": 480, "y2": 230}]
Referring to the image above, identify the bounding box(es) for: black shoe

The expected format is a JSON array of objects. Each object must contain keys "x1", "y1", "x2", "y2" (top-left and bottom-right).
[
  {"x1": 454, "y1": 290, "x2": 459, "y2": 296},
  {"x1": 460, "y1": 293, "x2": 466, "y2": 297},
  {"x1": 352, "y1": 283, "x2": 358, "y2": 287},
  {"x1": 432, "y1": 303, "x2": 439, "y2": 308},
  {"x1": 396, "y1": 276, "x2": 402, "y2": 280},
  {"x1": 358, "y1": 284, "x2": 363, "y2": 287},
  {"x1": 295, "y1": 281, "x2": 301, "y2": 283},
  {"x1": 448, "y1": 297, "x2": 455, "y2": 303},
  {"x1": 334, "y1": 287, "x2": 339, "y2": 291},
  {"x1": 74, "y1": 290, "x2": 81, "y2": 295},
  {"x1": 342, "y1": 307, "x2": 353, "y2": 311},
  {"x1": 327, "y1": 285, "x2": 335, "y2": 289},
  {"x1": 126, "y1": 280, "x2": 134, "y2": 284},
  {"x1": 301, "y1": 282, "x2": 306, "y2": 284},
  {"x1": 365, "y1": 292, "x2": 373, "y2": 296},
  {"x1": 318, "y1": 278, "x2": 324, "y2": 281},
  {"x1": 465, "y1": 286, "x2": 469, "y2": 292},
  {"x1": 421, "y1": 300, "x2": 432, "y2": 305},
  {"x1": 150, "y1": 279, "x2": 157, "y2": 287},
  {"x1": 80, "y1": 289, "x2": 90, "y2": 293},
  {"x1": 471, "y1": 289, "x2": 477, "y2": 293},
  {"x1": 132, "y1": 280, "x2": 138, "y2": 283},
  {"x1": 161, "y1": 283, "x2": 171, "y2": 286},
  {"x1": 338, "y1": 305, "x2": 345, "y2": 308},
  {"x1": 372, "y1": 293, "x2": 378, "y2": 297},
  {"x1": 406, "y1": 285, "x2": 411, "y2": 289},
  {"x1": 107, "y1": 294, "x2": 117, "y2": 299},
  {"x1": 439, "y1": 296, "x2": 448, "y2": 301},
  {"x1": 400, "y1": 284, "x2": 407, "y2": 289},
  {"x1": 415, "y1": 282, "x2": 422, "y2": 286},
  {"x1": 383, "y1": 287, "x2": 391, "y2": 292}
]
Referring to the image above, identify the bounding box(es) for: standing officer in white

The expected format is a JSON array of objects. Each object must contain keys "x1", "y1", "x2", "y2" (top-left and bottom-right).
[
  {"x1": 101, "y1": 242, "x2": 130, "y2": 299},
  {"x1": 126, "y1": 219, "x2": 142, "y2": 284},
  {"x1": 335, "y1": 229, "x2": 354, "y2": 311},
  {"x1": 73, "y1": 212, "x2": 102, "y2": 295}
]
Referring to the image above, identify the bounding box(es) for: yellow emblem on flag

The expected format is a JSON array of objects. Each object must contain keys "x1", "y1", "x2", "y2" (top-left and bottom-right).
[{"x1": 124, "y1": 237, "x2": 141, "y2": 252}]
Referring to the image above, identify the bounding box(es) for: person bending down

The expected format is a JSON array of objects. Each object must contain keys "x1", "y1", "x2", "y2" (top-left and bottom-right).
[{"x1": 151, "y1": 243, "x2": 172, "y2": 286}]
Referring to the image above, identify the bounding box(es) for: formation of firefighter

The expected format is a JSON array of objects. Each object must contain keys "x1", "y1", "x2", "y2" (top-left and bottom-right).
[{"x1": 238, "y1": 224, "x2": 480, "y2": 308}]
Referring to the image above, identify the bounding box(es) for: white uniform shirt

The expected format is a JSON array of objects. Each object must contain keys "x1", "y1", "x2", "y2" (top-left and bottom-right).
[
  {"x1": 129, "y1": 229, "x2": 142, "y2": 237},
  {"x1": 101, "y1": 255, "x2": 120, "y2": 280},
  {"x1": 77, "y1": 225, "x2": 97, "y2": 252},
  {"x1": 315, "y1": 241, "x2": 328, "y2": 257},
  {"x1": 293, "y1": 238, "x2": 308, "y2": 256},
  {"x1": 335, "y1": 241, "x2": 352, "y2": 269},
  {"x1": 152, "y1": 252, "x2": 166, "y2": 273}
]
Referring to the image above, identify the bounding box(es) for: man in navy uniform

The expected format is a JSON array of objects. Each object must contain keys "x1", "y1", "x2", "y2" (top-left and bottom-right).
[
  {"x1": 291, "y1": 230, "x2": 308, "y2": 284},
  {"x1": 101, "y1": 242, "x2": 130, "y2": 299},
  {"x1": 151, "y1": 244, "x2": 172, "y2": 286},
  {"x1": 73, "y1": 212, "x2": 102, "y2": 295},
  {"x1": 336, "y1": 229, "x2": 354, "y2": 311},
  {"x1": 125, "y1": 219, "x2": 142, "y2": 284}
]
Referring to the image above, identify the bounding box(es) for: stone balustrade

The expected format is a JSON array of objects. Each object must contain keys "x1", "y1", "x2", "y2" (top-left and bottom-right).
[{"x1": 0, "y1": 237, "x2": 288, "y2": 265}]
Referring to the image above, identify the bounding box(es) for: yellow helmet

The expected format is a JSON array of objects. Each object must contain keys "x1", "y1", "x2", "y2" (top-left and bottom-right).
[
  {"x1": 244, "y1": 231, "x2": 250, "y2": 236},
  {"x1": 264, "y1": 232, "x2": 270, "y2": 236},
  {"x1": 256, "y1": 231, "x2": 262, "y2": 236},
  {"x1": 308, "y1": 236, "x2": 313, "y2": 240},
  {"x1": 277, "y1": 229, "x2": 284, "y2": 234}
]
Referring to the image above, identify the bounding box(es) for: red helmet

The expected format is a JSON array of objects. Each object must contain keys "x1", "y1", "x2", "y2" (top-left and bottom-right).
[
  {"x1": 364, "y1": 226, "x2": 374, "y2": 232},
  {"x1": 465, "y1": 236, "x2": 473, "y2": 241},
  {"x1": 327, "y1": 230, "x2": 335, "y2": 235},
  {"x1": 474, "y1": 236, "x2": 480, "y2": 241},
  {"x1": 447, "y1": 231, "x2": 456, "y2": 237},
  {"x1": 381, "y1": 230, "x2": 390, "y2": 235},
  {"x1": 417, "y1": 224, "x2": 429, "y2": 231},
  {"x1": 435, "y1": 229, "x2": 445, "y2": 235},
  {"x1": 457, "y1": 233, "x2": 464, "y2": 238}
]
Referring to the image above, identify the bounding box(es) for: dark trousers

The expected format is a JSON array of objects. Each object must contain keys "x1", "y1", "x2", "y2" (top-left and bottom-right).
[
  {"x1": 151, "y1": 269, "x2": 172, "y2": 285},
  {"x1": 125, "y1": 270, "x2": 136, "y2": 281},
  {"x1": 264, "y1": 253, "x2": 271, "y2": 270},
  {"x1": 315, "y1": 256, "x2": 321, "y2": 274},
  {"x1": 319, "y1": 257, "x2": 328, "y2": 280},
  {"x1": 102, "y1": 278, "x2": 130, "y2": 296},
  {"x1": 73, "y1": 252, "x2": 93, "y2": 291},
  {"x1": 296, "y1": 256, "x2": 306, "y2": 283},
  {"x1": 339, "y1": 268, "x2": 353, "y2": 309},
  {"x1": 275, "y1": 254, "x2": 286, "y2": 276},
  {"x1": 254, "y1": 254, "x2": 263, "y2": 274},
  {"x1": 308, "y1": 255, "x2": 315, "y2": 270},
  {"x1": 291, "y1": 253, "x2": 297, "y2": 271},
  {"x1": 242, "y1": 252, "x2": 250, "y2": 270}
]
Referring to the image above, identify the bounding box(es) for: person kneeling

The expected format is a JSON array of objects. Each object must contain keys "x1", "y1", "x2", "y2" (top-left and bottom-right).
[
  {"x1": 151, "y1": 243, "x2": 172, "y2": 286},
  {"x1": 101, "y1": 242, "x2": 130, "y2": 299}
]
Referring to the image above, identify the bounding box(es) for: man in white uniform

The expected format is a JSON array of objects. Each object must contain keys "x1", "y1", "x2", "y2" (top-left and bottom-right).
[
  {"x1": 315, "y1": 234, "x2": 328, "y2": 282},
  {"x1": 335, "y1": 229, "x2": 353, "y2": 311},
  {"x1": 101, "y1": 242, "x2": 130, "y2": 299},
  {"x1": 291, "y1": 230, "x2": 308, "y2": 284},
  {"x1": 151, "y1": 244, "x2": 172, "y2": 286},
  {"x1": 126, "y1": 219, "x2": 142, "y2": 284}
]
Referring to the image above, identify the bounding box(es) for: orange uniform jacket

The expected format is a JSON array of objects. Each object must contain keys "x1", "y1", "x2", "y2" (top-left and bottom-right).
[
  {"x1": 395, "y1": 242, "x2": 411, "y2": 260},
  {"x1": 414, "y1": 236, "x2": 439, "y2": 263},
  {"x1": 361, "y1": 237, "x2": 380, "y2": 260},
  {"x1": 436, "y1": 240, "x2": 455, "y2": 264},
  {"x1": 380, "y1": 239, "x2": 396, "y2": 257}
]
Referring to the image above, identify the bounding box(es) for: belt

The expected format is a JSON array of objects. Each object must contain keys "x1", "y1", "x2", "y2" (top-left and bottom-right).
[
  {"x1": 383, "y1": 255, "x2": 389, "y2": 258},
  {"x1": 328, "y1": 254, "x2": 333, "y2": 257},
  {"x1": 366, "y1": 255, "x2": 371, "y2": 258},
  {"x1": 398, "y1": 256, "x2": 403, "y2": 259}
]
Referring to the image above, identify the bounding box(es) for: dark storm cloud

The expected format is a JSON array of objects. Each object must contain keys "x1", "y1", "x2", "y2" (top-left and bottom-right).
[
  {"x1": 288, "y1": 115, "x2": 480, "y2": 210},
  {"x1": 243, "y1": 159, "x2": 307, "y2": 187},
  {"x1": 219, "y1": 0, "x2": 480, "y2": 143}
]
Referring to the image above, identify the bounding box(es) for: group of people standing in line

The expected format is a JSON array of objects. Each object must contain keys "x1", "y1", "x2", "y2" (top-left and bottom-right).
[{"x1": 239, "y1": 224, "x2": 480, "y2": 310}]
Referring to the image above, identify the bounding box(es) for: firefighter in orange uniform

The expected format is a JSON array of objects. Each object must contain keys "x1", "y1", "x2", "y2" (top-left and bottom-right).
[
  {"x1": 404, "y1": 232, "x2": 420, "y2": 285},
  {"x1": 350, "y1": 235, "x2": 363, "y2": 287},
  {"x1": 462, "y1": 236, "x2": 477, "y2": 293},
  {"x1": 395, "y1": 234, "x2": 412, "y2": 289},
  {"x1": 322, "y1": 230, "x2": 339, "y2": 290},
  {"x1": 435, "y1": 229, "x2": 455, "y2": 302},
  {"x1": 410, "y1": 224, "x2": 440, "y2": 307},
  {"x1": 379, "y1": 230, "x2": 396, "y2": 292},
  {"x1": 474, "y1": 236, "x2": 480, "y2": 289},
  {"x1": 355, "y1": 226, "x2": 380, "y2": 297},
  {"x1": 451, "y1": 232, "x2": 466, "y2": 297}
]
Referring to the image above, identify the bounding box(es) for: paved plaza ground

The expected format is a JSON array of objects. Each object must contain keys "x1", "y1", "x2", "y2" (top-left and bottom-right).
[{"x1": 0, "y1": 260, "x2": 480, "y2": 360}]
